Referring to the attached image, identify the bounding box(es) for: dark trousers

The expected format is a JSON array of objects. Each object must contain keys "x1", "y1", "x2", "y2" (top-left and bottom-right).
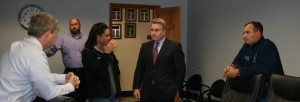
[
  {"x1": 141, "y1": 85, "x2": 174, "y2": 102},
  {"x1": 64, "y1": 67, "x2": 87, "y2": 102}
]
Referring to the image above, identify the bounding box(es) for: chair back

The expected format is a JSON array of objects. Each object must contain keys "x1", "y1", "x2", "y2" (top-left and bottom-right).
[
  {"x1": 210, "y1": 79, "x2": 225, "y2": 98},
  {"x1": 179, "y1": 74, "x2": 209, "y2": 102},
  {"x1": 187, "y1": 74, "x2": 203, "y2": 91},
  {"x1": 266, "y1": 74, "x2": 300, "y2": 102},
  {"x1": 221, "y1": 74, "x2": 264, "y2": 102}
]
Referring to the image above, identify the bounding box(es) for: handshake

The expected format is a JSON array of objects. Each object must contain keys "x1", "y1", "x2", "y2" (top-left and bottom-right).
[{"x1": 66, "y1": 72, "x2": 80, "y2": 89}]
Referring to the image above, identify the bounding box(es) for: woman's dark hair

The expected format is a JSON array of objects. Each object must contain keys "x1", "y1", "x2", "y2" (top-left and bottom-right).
[{"x1": 84, "y1": 22, "x2": 108, "y2": 49}]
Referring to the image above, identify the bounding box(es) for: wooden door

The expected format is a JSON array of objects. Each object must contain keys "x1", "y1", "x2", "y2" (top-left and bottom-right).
[
  {"x1": 154, "y1": 6, "x2": 181, "y2": 102},
  {"x1": 154, "y1": 7, "x2": 181, "y2": 43}
]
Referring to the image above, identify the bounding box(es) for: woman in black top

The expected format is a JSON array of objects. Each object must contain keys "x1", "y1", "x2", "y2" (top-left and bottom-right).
[{"x1": 82, "y1": 22, "x2": 121, "y2": 102}]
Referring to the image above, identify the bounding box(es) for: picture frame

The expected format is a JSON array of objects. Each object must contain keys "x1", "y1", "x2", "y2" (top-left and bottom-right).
[
  {"x1": 111, "y1": 24, "x2": 122, "y2": 39},
  {"x1": 125, "y1": 8, "x2": 136, "y2": 22},
  {"x1": 125, "y1": 23, "x2": 136, "y2": 38},
  {"x1": 139, "y1": 8, "x2": 150, "y2": 22},
  {"x1": 111, "y1": 8, "x2": 122, "y2": 21}
]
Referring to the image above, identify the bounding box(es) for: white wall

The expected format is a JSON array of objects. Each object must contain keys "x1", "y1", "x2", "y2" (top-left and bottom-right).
[
  {"x1": 0, "y1": 0, "x2": 187, "y2": 91},
  {"x1": 187, "y1": 0, "x2": 300, "y2": 86}
]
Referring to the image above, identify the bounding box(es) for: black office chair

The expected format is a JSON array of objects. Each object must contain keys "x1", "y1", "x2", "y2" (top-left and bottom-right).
[
  {"x1": 266, "y1": 74, "x2": 300, "y2": 102},
  {"x1": 179, "y1": 74, "x2": 209, "y2": 102},
  {"x1": 201, "y1": 79, "x2": 225, "y2": 102},
  {"x1": 221, "y1": 74, "x2": 264, "y2": 102}
]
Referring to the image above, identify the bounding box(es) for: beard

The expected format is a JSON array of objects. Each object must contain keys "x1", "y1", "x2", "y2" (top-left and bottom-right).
[{"x1": 70, "y1": 28, "x2": 80, "y2": 35}]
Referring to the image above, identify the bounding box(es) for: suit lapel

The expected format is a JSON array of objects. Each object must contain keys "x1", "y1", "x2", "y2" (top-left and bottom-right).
[
  {"x1": 148, "y1": 41, "x2": 155, "y2": 64},
  {"x1": 155, "y1": 39, "x2": 169, "y2": 64}
]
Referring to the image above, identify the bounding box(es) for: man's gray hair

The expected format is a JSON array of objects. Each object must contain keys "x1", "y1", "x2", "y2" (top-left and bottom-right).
[
  {"x1": 152, "y1": 18, "x2": 167, "y2": 30},
  {"x1": 28, "y1": 12, "x2": 59, "y2": 37}
]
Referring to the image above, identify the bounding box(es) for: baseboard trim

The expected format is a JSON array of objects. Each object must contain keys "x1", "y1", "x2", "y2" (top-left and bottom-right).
[{"x1": 120, "y1": 91, "x2": 133, "y2": 97}]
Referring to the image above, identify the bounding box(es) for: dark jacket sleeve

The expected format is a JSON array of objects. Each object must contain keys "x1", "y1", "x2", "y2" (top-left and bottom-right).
[
  {"x1": 111, "y1": 52, "x2": 120, "y2": 75},
  {"x1": 173, "y1": 43, "x2": 186, "y2": 88},
  {"x1": 82, "y1": 48, "x2": 113, "y2": 76},
  {"x1": 132, "y1": 43, "x2": 145, "y2": 89},
  {"x1": 232, "y1": 44, "x2": 247, "y2": 69}
]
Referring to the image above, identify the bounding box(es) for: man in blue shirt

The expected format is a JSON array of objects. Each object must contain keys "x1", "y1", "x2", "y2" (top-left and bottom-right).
[
  {"x1": 45, "y1": 18, "x2": 88, "y2": 102},
  {"x1": 224, "y1": 21, "x2": 284, "y2": 100}
]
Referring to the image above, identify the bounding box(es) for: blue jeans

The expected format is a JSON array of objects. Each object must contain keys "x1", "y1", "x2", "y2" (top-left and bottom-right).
[{"x1": 89, "y1": 95, "x2": 118, "y2": 102}]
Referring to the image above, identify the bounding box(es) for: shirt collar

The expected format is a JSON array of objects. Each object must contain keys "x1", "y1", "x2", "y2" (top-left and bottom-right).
[
  {"x1": 155, "y1": 37, "x2": 166, "y2": 47},
  {"x1": 28, "y1": 36, "x2": 43, "y2": 50}
]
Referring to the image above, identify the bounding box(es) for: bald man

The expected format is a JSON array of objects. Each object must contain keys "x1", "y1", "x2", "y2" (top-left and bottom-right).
[{"x1": 45, "y1": 18, "x2": 88, "y2": 102}]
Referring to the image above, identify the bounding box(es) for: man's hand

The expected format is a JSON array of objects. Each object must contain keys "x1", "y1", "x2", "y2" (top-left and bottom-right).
[
  {"x1": 105, "y1": 39, "x2": 117, "y2": 54},
  {"x1": 67, "y1": 74, "x2": 80, "y2": 89},
  {"x1": 65, "y1": 72, "x2": 74, "y2": 80},
  {"x1": 224, "y1": 64, "x2": 239, "y2": 78},
  {"x1": 133, "y1": 89, "x2": 141, "y2": 101}
]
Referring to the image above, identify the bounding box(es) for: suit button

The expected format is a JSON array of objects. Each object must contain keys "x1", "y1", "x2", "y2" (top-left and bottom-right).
[{"x1": 153, "y1": 69, "x2": 156, "y2": 71}]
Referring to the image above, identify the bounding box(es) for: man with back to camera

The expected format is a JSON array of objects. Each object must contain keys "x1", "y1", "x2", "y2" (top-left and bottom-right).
[
  {"x1": 45, "y1": 18, "x2": 88, "y2": 102},
  {"x1": 224, "y1": 21, "x2": 284, "y2": 100},
  {"x1": 133, "y1": 18, "x2": 186, "y2": 102},
  {"x1": 0, "y1": 12, "x2": 80, "y2": 102}
]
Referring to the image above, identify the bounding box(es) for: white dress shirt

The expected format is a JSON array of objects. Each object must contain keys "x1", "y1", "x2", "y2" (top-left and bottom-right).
[{"x1": 0, "y1": 36, "x2": 75, "y2": 102}]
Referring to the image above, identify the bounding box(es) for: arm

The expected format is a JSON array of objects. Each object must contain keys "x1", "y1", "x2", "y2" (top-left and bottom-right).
[
  {"x1": 173, "y1": 43, "x2": 186, "y2": 88},
  {"x1": 51, "y1": 72, "x2": 78, "y2": 85},
  {"x1": 133, "y1": 44, "x2": 145, "y2": 101},
  {"x1": 132, "y1": 44, "x2": 145, "y2": 89},
  {"x1": 224, "y1": 44, "x2": 246, "y2": 78},
  {"x1": 30, "y1": 55, "x2": 75, "y2": 101},
  {"x1": 111, "y1": 52, "x2": 120, "y2": 75},
  {"x1": 51, "y1": 73, "x2": 67, "y2": 85},
  {"x1": 237, "y1": 43, "x2": 278, "y2": 78},
  {"x1": 82, "y1": 48, "x2": 112, "y2": 76},
  {"x1": 44, "y1": 37, "x2": 62, "y2": 57},
  {"x1": 232, "y1": 44, "x2": 247, "y2": 69}
]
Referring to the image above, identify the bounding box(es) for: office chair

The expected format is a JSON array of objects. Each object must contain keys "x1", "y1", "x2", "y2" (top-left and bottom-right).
[
  {"x1": 179, "y1": 74, "x2": 209, "y2": 102},
  {"x1": 266, "y1": 74, "x2": 300, "y2": 102},
  {"x1": 201, "y1": 79, "x2": 225, "y2": 102},
  {"x1": 221, "y1": 74, "x2": 264, "y2": 102}
]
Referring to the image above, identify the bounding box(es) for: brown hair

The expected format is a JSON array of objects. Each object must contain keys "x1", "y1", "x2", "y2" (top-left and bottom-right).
[{"x1": 28, "y1": 12, "x2": 59, "y2": 38}]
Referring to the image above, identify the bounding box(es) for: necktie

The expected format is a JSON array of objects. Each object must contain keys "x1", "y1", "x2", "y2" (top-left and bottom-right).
[{"x1": 153, "y1": 42, "x2": 159, "y2": 64}]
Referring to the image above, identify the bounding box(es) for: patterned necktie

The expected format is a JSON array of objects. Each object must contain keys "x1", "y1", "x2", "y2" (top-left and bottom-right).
[{"x1": 153, "y1": 42, "x2": 159, "y2": 64}]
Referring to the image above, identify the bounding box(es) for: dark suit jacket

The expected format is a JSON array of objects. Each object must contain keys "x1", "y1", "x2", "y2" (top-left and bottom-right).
[
  {"x1": 82, "y1": 48, "x2": 121, "y2": 99},
  {"x1": 133, "y1": 38, "x2": 186, "y2": 100}
]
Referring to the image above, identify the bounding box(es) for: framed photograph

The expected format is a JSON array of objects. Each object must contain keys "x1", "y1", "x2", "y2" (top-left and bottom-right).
[
  {"x1": 111, "y1": 8, "x2": 122, "y2": 21},
  {"x1": 139, "y1": 8, "x2": 150, "y2": 22},
  {"x1": 125, "y1": 8, "x2": 136, "y2": 22},
  {"x1": 111, "y1": 24, "x2": 121, "y2": 39},
  {"x1": 125, "y1": 23, "x2": 136, "y2": 38}
]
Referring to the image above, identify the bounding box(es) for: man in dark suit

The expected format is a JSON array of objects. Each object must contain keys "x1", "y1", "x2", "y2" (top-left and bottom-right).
[{"x1": 133, "y1": 18, "x2": 186, "y2": 102}]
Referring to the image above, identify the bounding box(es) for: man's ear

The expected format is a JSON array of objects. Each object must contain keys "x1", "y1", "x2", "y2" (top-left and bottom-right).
[
  {"x1": 163, "y1": 29, "x2": 167, "y2": 35},
  {"x1": 254, "y1": 31, "x2": 260, "y2": 37},
  {"x1": 44, "y1": 30, "x2": 52, "y2": 39}
]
